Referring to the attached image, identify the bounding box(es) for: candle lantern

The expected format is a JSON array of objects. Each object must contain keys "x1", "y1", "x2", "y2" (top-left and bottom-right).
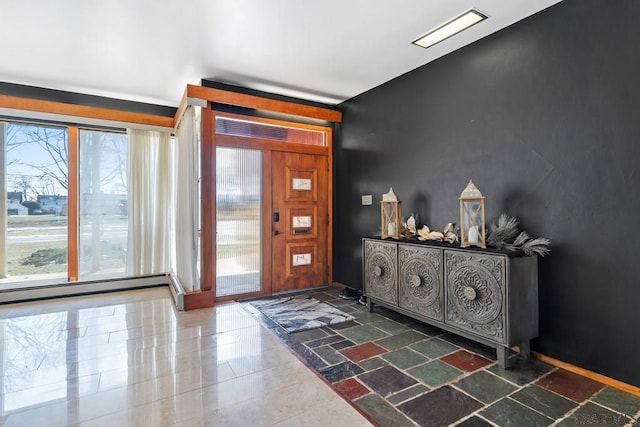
[
  {"x1": 459, "y1": 180, "x2": 486, "y2": 248},
  {"x1": 380, "y1": 188, "x2": 401, "y2": 239}
]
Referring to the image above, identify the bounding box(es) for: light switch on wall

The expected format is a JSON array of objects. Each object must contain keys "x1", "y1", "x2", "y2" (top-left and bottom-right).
[{"x1": 361, "y1": 195, "x2": 373, "y2": 206}]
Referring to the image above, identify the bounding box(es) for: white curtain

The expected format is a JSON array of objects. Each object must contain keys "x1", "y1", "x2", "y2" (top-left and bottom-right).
[
  {"x1": 173, "y1": 106, "x2": 201, "y2": 292},
  {"x1": 126, "y1": 129, "x2": 172, "y2": 275}
]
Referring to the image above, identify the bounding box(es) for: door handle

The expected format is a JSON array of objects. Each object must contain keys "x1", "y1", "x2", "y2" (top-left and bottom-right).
[{"x1": 273, "y1": 212, "x2": 281, "y2": 235}]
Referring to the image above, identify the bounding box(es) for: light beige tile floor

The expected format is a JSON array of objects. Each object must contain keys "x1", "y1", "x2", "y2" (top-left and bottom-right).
[{"x1": 0, "y1": 288, "x2": 373, "y2": 426}]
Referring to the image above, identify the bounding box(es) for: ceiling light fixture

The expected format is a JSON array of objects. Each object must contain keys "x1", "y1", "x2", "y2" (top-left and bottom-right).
[{"x1": 412, "y1": 9, "x2": 488, "y2": 49}]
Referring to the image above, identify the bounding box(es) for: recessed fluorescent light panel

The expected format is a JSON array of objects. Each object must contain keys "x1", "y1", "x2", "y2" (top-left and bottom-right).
[{"x1": 412, "y1": 9, "x2": 488, "y2": 49}]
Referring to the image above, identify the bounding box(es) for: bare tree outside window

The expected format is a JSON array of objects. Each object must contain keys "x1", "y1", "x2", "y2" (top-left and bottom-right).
[{"x1": 7, "y1": 124, "x2": 68, "y2": 194}]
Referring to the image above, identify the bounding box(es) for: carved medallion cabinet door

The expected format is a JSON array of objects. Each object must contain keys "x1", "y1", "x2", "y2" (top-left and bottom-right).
[
  {"x1": 444, "y1": 250, "x2": 507, "y2": 344},
  {"x1": 398, "y1": 244, "x2": 443, "y2": 321},
  {"x1": 363, "y1": 240, "x2": 397, "y2": 306}
]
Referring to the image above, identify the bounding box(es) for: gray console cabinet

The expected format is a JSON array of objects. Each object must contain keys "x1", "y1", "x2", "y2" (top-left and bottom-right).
[{"x1": 363, "y1": 238, "x2": 538, "y2": 368}]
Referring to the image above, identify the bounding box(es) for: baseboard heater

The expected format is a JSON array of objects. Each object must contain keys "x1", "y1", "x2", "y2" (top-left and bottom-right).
[
  {"x1": 167, "y1": 272, "x2": 186, "y2": 310},
  {"x1": 0, "y1": 273, "x2": 186, "y2": 310}
]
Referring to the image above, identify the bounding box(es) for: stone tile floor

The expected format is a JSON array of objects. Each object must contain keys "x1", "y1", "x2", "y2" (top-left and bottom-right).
[{"x1": 244, "y1": 286, "x2": 640, "y2": 427}]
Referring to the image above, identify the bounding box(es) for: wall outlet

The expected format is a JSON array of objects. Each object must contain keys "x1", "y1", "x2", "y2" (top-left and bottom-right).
[{"x1": 361, "y1": 194, "x2": 373, "y2": 206}]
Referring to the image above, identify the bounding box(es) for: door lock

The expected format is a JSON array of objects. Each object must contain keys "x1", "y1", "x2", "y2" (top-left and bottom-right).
[{"x1": 273, "y1": 212, "x2": 280, "y2": 222}]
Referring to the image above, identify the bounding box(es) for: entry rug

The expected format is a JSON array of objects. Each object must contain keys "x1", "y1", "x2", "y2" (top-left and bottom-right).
[{"x1": 250, "y1": 295, "x2": 355, "y2": 333}]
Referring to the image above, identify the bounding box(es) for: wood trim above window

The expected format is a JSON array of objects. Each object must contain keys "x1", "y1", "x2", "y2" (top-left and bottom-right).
[{"x1": 0, "y1": 94, "x2": 174, "y2": 129}]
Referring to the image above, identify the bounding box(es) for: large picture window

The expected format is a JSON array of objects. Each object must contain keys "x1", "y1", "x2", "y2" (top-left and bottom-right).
[
  {"x1": 1, "y1": 122, "x2": 68, "y2": 284},
  {"x1": 1, "y1": 122, "x2": 131, "y2": 289}
]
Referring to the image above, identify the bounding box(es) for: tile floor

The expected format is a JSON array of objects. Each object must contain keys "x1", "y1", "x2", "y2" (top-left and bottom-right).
[
  {"x1": 244, "y1": 287, "x2": 640, "y2": 427},
  {"x1": 3, "y1": 286, "x2": 640, "y2": 427},
  {"x1": 0, "y1": 287, "x2": 372, "y2": 426}
]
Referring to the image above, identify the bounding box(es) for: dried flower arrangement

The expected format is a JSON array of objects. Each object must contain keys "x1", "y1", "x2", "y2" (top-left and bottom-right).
[{"x1": 486, "y1": 213, "x2": 551, "y2": 256}]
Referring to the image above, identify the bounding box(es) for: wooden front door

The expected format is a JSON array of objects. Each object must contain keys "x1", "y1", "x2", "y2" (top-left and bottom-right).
[{"x1": 271, "y1": 151, "x2": 329, "y2": 293}]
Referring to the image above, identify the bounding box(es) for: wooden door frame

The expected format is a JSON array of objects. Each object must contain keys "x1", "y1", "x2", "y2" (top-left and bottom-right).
[{"x1": 201, "y1": 110, "x2": 333, "y2": 304}]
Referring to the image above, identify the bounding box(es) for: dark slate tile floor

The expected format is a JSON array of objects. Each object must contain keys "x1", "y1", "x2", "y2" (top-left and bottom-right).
[{"x1": 243, "y1": 287, "x2": 640, "y2": 426}]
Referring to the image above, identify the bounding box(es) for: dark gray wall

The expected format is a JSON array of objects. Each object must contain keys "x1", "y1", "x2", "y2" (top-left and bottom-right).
[{"x1": 335, "y1": 0, "x2": 640, "y2": 387}]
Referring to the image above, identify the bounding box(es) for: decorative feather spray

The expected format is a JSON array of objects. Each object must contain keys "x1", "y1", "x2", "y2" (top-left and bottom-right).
[{"x1": 487, "y1": 213, "x2": 551, "y2": 257}]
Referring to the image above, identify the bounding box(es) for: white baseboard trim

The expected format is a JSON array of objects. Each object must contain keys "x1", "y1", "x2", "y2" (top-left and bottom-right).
[{"x1": 0, "y1": 274, "x2": 181, "y2": 306}]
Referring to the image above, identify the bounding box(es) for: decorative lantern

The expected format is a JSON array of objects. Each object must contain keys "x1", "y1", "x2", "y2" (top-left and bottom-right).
[
  {"x1": 459, "y1": 180, "x2": 486, "y2": 248},
  {"x1": 380, "y1": 188, "x2": 401, "y2": 239}
]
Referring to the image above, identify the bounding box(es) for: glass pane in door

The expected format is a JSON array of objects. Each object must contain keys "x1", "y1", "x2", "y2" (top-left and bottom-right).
[{"x1": 216, "y1": 147, "x2": 261, "y2": 297}]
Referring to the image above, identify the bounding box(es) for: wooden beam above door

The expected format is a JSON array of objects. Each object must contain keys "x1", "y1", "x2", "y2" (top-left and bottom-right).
[{"x1": 177, "y1": 84, "x2": 342, "y2": 125}]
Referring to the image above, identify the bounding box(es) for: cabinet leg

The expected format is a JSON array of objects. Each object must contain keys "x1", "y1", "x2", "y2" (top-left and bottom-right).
[
  {"x1": 519, "y1": 341, "x2": 531, "y2": 361},
  {"x1": 367, "y1": 298, "x2": 374, "y2": 313},
  {"x1": 496, "y1": 346, "x2": 510, "y2": 369}
]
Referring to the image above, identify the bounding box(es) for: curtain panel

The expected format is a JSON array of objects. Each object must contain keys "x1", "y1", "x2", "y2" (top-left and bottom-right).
[
  {"x1": 126, "y1": 129, "x2": 171, "y2": 276},
  {"x1": 173, "y1": 106, "x2": 201, "y2": 292}
]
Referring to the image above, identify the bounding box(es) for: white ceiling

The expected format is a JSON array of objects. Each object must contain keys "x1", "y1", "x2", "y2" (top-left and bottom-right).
[{"x1": 0, "y1": 1, "x2": 562, "y2": 108}]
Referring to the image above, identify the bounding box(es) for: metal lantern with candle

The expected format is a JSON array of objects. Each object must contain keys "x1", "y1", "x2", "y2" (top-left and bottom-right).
[
  {"x1": 380, "y1": 188, "x2": 401, "y2": 239},
  {"x1": 459, "y1": 180, "x2": 486, "y2": 248}
]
